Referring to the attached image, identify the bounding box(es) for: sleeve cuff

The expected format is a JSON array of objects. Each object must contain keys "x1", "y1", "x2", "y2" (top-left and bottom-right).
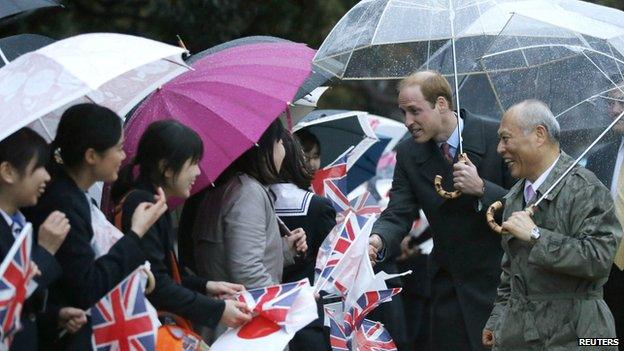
[
  {"x1": 376, "y1": 235, "x2": 387, "y2": 262},
  {"x1": 125, "y1": 230, "x2": 142, "y2": 246}
]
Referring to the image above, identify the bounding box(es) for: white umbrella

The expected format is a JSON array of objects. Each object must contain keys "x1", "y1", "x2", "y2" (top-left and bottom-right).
[
  {"x1": 0, "y1": 32, "x2": 188, "y2": 142},
  {"x1": 278, "y1": 86, "x2": 329, "y2": 130}
]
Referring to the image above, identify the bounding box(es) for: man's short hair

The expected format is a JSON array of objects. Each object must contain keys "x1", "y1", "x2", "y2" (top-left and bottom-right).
[
  {"x1": 508, "y1": 99, "x2": 561, "y2": 142},
  {"x1": 0, "y1": 128, "x2": 49, "y2": 175},
  {"x1": 398, "y1": 70, "x2": 454, "y2": 110}
]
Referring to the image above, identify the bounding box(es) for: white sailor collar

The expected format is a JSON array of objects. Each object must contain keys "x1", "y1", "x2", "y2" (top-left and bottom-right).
[{"x1": 269, "y1": 183, "x2": 313, "y2": 217}]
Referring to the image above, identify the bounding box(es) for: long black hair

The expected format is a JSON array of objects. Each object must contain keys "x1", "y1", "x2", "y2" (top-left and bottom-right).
[
  {"x1": 217, "y1": 119, "x2": 286, "y2": 186},
  {"x1": 51, "y1": 103, "x2": 122, "y2": 172},
  {"x1": 279, "y1": 132, "x2": 313, "y2": 189},
  {"x1": 111, "y1": 119, "x2": 203, "y2": 202}
]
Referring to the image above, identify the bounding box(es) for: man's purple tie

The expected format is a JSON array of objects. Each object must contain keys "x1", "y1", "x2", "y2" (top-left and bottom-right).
[
  {"x1": 440, "y1": 142, "x2": 453, "y2": 164},
  {"x1": 524, "y1": 184, "x2": 536, "y2": 204}
]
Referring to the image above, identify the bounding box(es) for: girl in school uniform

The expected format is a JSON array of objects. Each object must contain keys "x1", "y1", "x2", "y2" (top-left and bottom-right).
[
  {"x1": 111, "y1": 119, "x2": 251, "y2": 333},
  {"x1": 26, "y1": 103, "x2": 167, "y2": 350}
]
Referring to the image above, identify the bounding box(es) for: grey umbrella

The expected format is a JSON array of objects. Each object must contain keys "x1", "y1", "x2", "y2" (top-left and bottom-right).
[
  {"x1": 0, "y1": 34, "x2": 55, "y2": 67},
  {"x1": 0, "y1": 0, "x2": 60, "y2": 20},
  {"x1": 187, "y1": 35, "x2": 333, "y2": 101}
]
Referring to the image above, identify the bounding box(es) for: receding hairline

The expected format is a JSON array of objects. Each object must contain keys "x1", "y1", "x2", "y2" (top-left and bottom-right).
[
  {"x1": 503, "y1": 99, "x2": 560, "y2": 141},
  {"x1": 398, "y1": 70, "x2": 438, "y2": 91}
]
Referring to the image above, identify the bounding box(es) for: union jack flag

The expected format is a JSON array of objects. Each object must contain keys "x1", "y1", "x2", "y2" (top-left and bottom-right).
[
  {"x1": 237, "y1": 280, "x2": 307, "y2": 327},
  {"x1": 344, "y1": 288, "x2": 402, "y2": 336},
  {"x1": 354, "y1": 319, "x2": 397, "y2": 351},
  {"x1": 314, "y1": 221, "x2": 343, "y2": 283},
  {"x1": 315, "y1": 213, "x2": 371, "y2": 295},
  {"x1": 0, "y1": 224, "x2": 34, "y2": 343},
  {"x1": 326, "y1": 308, "x2": 350, "y2": 351},
  {"x1": 345, "y1": 191, "x2": 381, "y2": 218},
  {"x1": 311, "y1": 153, "x2": 349, "y2": 213},
  {"x1": 90, "y1": 267, "x2": 157, "y2": 351}
]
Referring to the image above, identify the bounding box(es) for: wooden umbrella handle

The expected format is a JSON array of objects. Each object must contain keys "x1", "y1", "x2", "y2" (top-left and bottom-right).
[
  {"x1": 486, "y1": 201, "x2": 505, "y2": 234},
  {"x1": 434, "y1": 153, "x2": 467, "y2": 199},
  {"x1": 486, "y1": 202, "x2": 537, "y2": 234}
]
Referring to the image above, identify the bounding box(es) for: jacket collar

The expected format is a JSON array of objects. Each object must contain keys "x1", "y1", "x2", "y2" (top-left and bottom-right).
[
  {"x1": 534, "y1": 151, "x2": 574, "y2": 202},
  {"x1": 504, "y1": 151, "x2": 573, "y2": 204},
  {"x1": 269, "y1": 183, "x2": 313, "y2": 217},
  {"x1": 0, "y1": 216, "x2": 15, "y2": 252}
]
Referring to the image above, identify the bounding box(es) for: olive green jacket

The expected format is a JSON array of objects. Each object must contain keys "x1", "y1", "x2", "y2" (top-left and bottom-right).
[{"x1": 486, "y1": 152, "x2": 622, "y2": 350}]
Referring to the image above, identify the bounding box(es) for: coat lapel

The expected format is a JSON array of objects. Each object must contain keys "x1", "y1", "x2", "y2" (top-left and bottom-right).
[
  {"x1": 410, "y1": 110, "x2": 492, "y2": 208},
  {"x1": 502, "y1": 152, "x2": 575, "y2": 243},
  {"x1": 0, "y1": 217, "x2": 16, "y2": 257},
  {"x1": 461, "y1": 109, "x2": 487, "y2": 169},
  {"x1": 535, "y1": 152, "x2": 575, "y2": 204}
]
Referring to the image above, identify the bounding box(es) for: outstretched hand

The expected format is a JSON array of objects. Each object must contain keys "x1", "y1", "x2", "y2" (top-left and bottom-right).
[{"x1": 206, "y1": 281, "x2": 245, "y2": 299}]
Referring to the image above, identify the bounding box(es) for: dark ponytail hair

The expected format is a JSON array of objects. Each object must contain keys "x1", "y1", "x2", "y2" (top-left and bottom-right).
[
  {"x1": 217, "y1": 119, "x2": 286, "y2": 186},
  {"x1": 279, "y1": 131, "x2": 313, "y2": 189},
  {"x1": 111, "y1": 119, "x2": 203, "y2": 202},
  {"x1": 51, "y1": 103, "x2": 122, "y2": 172}
]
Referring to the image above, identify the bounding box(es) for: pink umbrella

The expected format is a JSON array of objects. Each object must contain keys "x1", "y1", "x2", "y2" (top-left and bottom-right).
[{"x1": 123, "y1": 42, "x2": 314, "y2": 199}]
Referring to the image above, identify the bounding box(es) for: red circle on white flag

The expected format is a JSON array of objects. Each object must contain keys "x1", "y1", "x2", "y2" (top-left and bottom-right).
[{"x1": 237, "y1": 315, "x2": 280, "y2": 339}]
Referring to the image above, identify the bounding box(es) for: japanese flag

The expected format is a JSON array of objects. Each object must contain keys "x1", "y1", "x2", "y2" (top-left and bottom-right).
[{"x1": 211, "y1": 280, "x2": 317, "y2": 351}]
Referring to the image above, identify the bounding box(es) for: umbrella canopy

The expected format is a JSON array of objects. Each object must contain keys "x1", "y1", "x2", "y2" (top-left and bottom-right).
[
  {"x1": 293, "y1": 110, "x2": 379, "y2": 170},
  {"x1": 0, "y1": 0, "x2": 60, "y2": 20},
  {"x1": 315, "y1": 0, "x2": 624, "y2": 155},
  {"x1": 0, "y1": 33, "x2": 188, "y2": 142},
  {"x1": 187, "y1": 35, "x2": 333, "y2": 102},
  {"x1": 473, "y1": 14, "x2": 624, "y2": 157},
  {"x1": 278, "y1": 86, "x2": 329, "y2": 130},
  {"x1": 124, "y1": 42, "x2": 315, "y2": 197},
  {"x1": 347, "y1": 115, "x2": 406, "y2": 191},
  {"x1": 0, "y1": 34, "x2": 55, "y2": 67},
  {"x1": 314, "y1": 0, "x2": 624, "y2": 80}
]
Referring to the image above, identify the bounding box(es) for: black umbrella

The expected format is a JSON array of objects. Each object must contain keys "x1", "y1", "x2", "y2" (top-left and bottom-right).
[
  {"x1": 0, "y1": 33, "x2": 55, "y2": 66},
  {"x1": 186, "y1": 35, "x2": 332, "y2": 101},
  {"x1": 0, "y1": 0, "x2": 60, "y2": 21}
]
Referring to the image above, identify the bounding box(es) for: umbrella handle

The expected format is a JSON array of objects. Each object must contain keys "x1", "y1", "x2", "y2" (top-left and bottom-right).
[
  {"x1": 434, "y1": 153, "x2": 467, "y2": 199},
  {"x1": 486, "y1": 202, "x2": 536, "y2": 234},
  {"x1": 486, "y1": 201, "x2": 505, "y2": 234},
  {"x1": 143, "y1": 267, "x2": 156, "y2": 295}
]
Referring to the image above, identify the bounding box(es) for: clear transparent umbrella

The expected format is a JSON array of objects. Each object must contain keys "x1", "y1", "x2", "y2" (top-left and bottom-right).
[
  {"x1": 314, "y1": 0, "x2": 624, "y2": 196},
  {"x1": 478, "y1": 14, "x2": 624, "y2": 233},
  {"x1": 314, "y1": 0, "x2": 624, "y2": 133}
]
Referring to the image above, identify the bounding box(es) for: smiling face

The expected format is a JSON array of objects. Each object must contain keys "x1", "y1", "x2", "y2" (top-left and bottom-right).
[
  {"x1": 0, "y1": 158, "x2": 51, "y2": 208},
  {"x1": 165, "y1": 159, "x2": 201, "y2": 199},
  {"x1": 496, "y1": 112, "x2": 541, "y2": 180},
  {"x1": 398, "y1": 84, "x2": 445, "y2": 144},
  {"x1": 91, "y1": 132, "x2": 126, "y2": 183}
]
